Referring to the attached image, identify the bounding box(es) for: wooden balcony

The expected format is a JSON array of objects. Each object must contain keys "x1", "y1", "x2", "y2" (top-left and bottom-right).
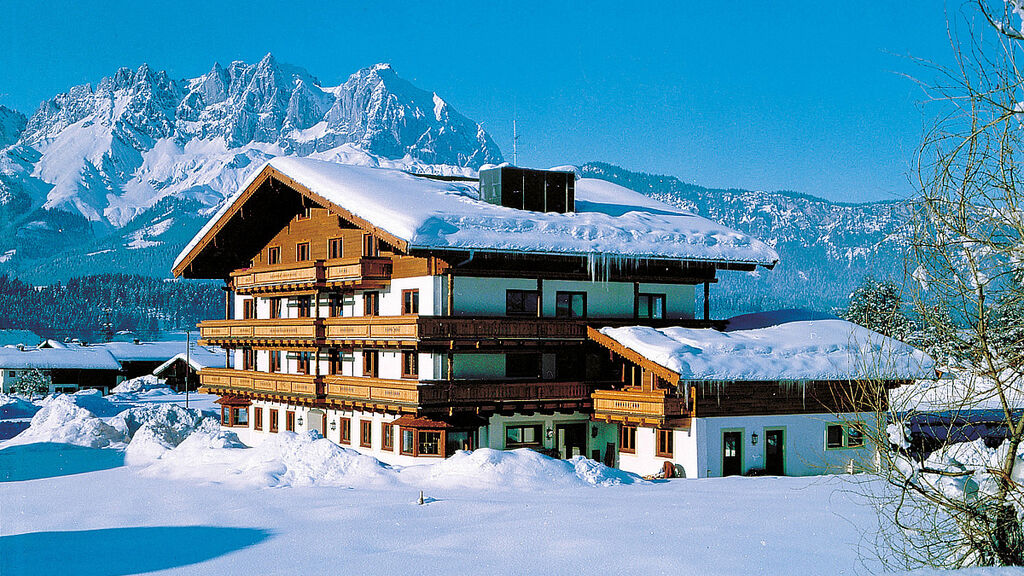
[
  {"x1": 419, "y1": 316, "x2": 588, "y2": 343},
  {"x1": 199, "y1": 368, "x2": 322, "y2": 397},
  {"x1": 230, "y1": 257, "x2": 391, "y2": 294},
  {"x1": 198, "y1": 318, "x2": 324, "y2": 346},
  {"x1": 322, "y1": 374, "x2": 594, "y2": 412},
  {"x1": 591, "y1": 388, "x2": 692, "y2": 426},
  {"x1": 324, "y1": 316, "x2": 420, "y2": 345}
]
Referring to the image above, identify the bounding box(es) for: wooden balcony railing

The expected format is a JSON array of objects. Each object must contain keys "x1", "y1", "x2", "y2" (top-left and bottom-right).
[
  {"x1": 199, "y1": 368, "x2": 322, "y2": 396},
  {"x1": 324, "y1": 375, "x2": 423, "y2": 407},
  {"x1": 324, "y1": 316, "x2": 420, "y2": 342},
  {"x1": 591, "y1": 388, "x2": 692, "y2": 424},
  {"x1": 199, "y1": 318, "x2": 323, "y2": 345},
  {"x1": 322, "y1": 375, "x2": 594, "y2": 409},
  {"x1": 419, "y1": 316, "x2": 588, "y2": 341},
  {"x1": 230, "y1": 257, "x2": 391, "y2": 293}
]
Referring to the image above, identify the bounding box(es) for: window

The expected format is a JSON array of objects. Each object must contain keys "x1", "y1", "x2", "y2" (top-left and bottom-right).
[
  {"x1": 242, "y1": 348, "x2": 255, "y2": 370},
  {"x1": 295, "y1": 351, "x2": 311, "y2": 375},
  {"x1": 656, "y1": 428, "x2": 674, "y2": 458},
  {"x1": 382, "y1": 422, "x2": 394, "y2": 451},
  {"x1": 329, "y1": 237, "x2": 344, "y2": 259},
  {"x1": 328, "y1": 349, "x2": 343, "y2": 375},
  {"x1": 826, "y1": 423, "x2": 865, "y2": 449},
  {"x1": 555, "y1": 291, "x2": 586, "y2": 318},
  {"x1": 293, "y1": 295, "x2": 312, "y2": 318},
  {"x1": 505, "y1": 353, "x2": 541, "y2": 378},
  {"x1": 360, "y1": 420, "x2": 373, "y2": 448},
  {"x1": 362, "y1": 234, "x2": 378, "y2": 257},
  {"x1": 8, "y1": 371, "x2": 14, "y2": 377},
  {"x1": 363, "y1": 292, "x2": 379, "y2": 316},
  {"x1": 297, "y1": 206, "x2": 312, "y2": 220},
  {"x1": 506, "y1": 289, "x2": 540, "y2": 316},
  {"x1": 621, "y1": 425, "x2": 637, "y2": 454},
  {"x1": 339, "y1": 417, "x2": 351, "y2": 444},
  {"x1": 401, "y1": 428, "x2": 415, "y2": 455},
  {"x1": 637, "y1": 293, "x2": 666, "y2": 319},
  {"x1": 242, "y1": 299, "x2": 255, "y2": 319},
  {"x1": 269, "y1": 350, "x2": 281, "y2": 373},
  {"x1": 269, "y1": 409, "x2": 279, "y2": 433},
  {"x1": 296, "y1": 242, "x2": 310, "y2": 262},
  {"x1": 402, "y1": 351, "x2": 419, "y2": 378},
  {"x1": 269, "y1": 297, "x2": 283, "y2": 319},
  {"x1": 505, "y1": 424, "x2": 543, "y2": 448},
  {"x1": 402, "y1": 289, "x2": 419, "y2": 315},
  {"x1": 363, "y1": 351, "x2": 379, "y2": 377},
  {"x1": 285, "y1": 411, "x2": 295, "y2": 432},
  {"x1": 328, "y1": 294, "x2": 344, "y2": 317},
  {"x1": 268, "y1": 246, "x2": 281, "y2": 265},
  {"x1": 400, "y1": 428, "x2": 444, "y2": 457},
  {"x1": 253, "y1": 407, "x2": 263, "y2": 430}
]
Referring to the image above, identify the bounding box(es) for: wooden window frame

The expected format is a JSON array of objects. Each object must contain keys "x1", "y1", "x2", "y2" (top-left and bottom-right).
[
  {"x1": 285, "y1": 410, "x2": 295, "y2": 432},
  {"x1": 242, "y1": 347, "x2": 255, "y2": 370},
  {"x1": 504, "y1": 424, "x2": 543, "y2": 448},
  {"x1": 402, "y1": 289, "x2": 420, "y2": 315},
  {"x1": 269, "y1": 297, "x2": 282, "y2": 319},
  {"x1": 242, "y1": 299, "x2": 255, "y2": 320},
  {"x1": 269, "y1": 409, "x2": 279, "y2": 433},
  {"x1": 296, "y1": 205, "x2": 312, "y2": 220},
  {"x1": 826, "y1": 423, "x2": 865, "y2": 449},
  {"x1": 555, "y1": 291, "x2": 587, "y2": 319},
  {"x1": 656, "y1": 428, "x2": 674, "y2": 458},
  {"x1": 329, "y1": 237, "x2": 344, "y2": 260},
  {"x1": 296, "y1": 242, "x2": 311, "y2": 262},
  {"x1": 363, "y1": 292, "x2": 379, "y2": 316},
  {"x1": 636, "y1": 293, "x2": 667, "y2": 320},
  {"x1": 269, "y1": 350, "x2": 281, "y2": 373},
  {"x1": 267, "y1": 246, "x2": 281, "y2": 265},
  {"x1": 339, "y1": 417, "x2": 351, "y2": 445},
  {"x1": 400, "y1": 427, "x2": 445, "y2": 457},
  {"x1": 505, "y1": 289, "x2": 540, "y2": 316},
  {"x1": 382, "y1": 422, "x2": 394, "y2": 451},
  {"x1": 295, "y1": 351, "x2": 311, "y2": 375},
  {"x1": 360, "y1": 420, "x2": 373, "y2": 448},
  {"x1": 362, "y1": 234, "x2": 378, "y2": 257},
  {"x1": 401, "y1": 351, "x2": 419, "y2": 379},
  {"x1": 363, "y1": 350, "x2": 379, "y2": 378},
  {"x1": 620, "y1": 425, "x2": 637, "y2": 454},
  {"x1": 253, "y1": 406, "x2": 263, "y2": 431}
]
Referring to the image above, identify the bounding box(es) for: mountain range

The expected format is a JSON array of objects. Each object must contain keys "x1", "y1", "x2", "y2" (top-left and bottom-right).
[{"x1": 0, "y1": 55, "x2": 906, "y2": 315}]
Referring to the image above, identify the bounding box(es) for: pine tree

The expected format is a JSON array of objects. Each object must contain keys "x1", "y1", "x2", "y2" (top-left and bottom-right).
[
  {"x1": 11, "y1": 368, "x2": 50, "y2": 398},
  {"x1": 841, "y1": 277, "x2": 915, "y2": 340}
]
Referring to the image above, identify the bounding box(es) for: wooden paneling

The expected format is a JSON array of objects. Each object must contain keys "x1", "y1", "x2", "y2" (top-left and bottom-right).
[
  {"x1": 691, "y1": 380, "x2": 883, "y2": 417},
  {"x1": 199, "y1": 368, "x2": 321, "y2": 396},
  {"x1": 325, "y1": 316, "x2": 419, "y2": 342},
  {"x1": 391, "y1": 255, "x2": 434, "y2": 278},
  {"x1": 199, "y1": 318, "x2": 323, "y2": 346},
  {"x1": 592, "y1": 388, "x2": 690, "y2": 426}
]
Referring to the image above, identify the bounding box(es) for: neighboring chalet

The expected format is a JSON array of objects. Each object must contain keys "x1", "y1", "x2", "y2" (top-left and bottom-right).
[
  {"x1": 589, "y1": 309, "x2": 934, "y2": 477},
  {"x1": 153, "y1": 345, "x2": 227, "y2": 392},
  {"x1": 173, "y1": 157, "x2": 928, "y2": 475},
  {"x1": 0, "y1": 345, "x2": 122, "y2": 394},
  {"x1": 0, "y1": 329, "x2": 43, "y2": 348}
]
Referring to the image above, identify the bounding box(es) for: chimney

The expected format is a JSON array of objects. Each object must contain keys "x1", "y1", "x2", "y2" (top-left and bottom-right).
[{"x1": 479, "y1": 166, "x2": 575, "y2": 213}]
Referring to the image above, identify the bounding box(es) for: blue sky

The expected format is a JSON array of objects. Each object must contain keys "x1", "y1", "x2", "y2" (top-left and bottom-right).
[{"x1": 0, "y1": 1, "x2": 953, "y2": 203}]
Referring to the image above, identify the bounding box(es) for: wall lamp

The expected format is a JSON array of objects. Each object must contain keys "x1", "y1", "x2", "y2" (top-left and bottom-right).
[{"x1": 751, "y1": 432, "x2": 759, "y2": 446}]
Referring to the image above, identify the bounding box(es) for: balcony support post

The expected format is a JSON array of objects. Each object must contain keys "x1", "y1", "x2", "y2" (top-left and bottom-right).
[{"x1": 703, "y1": 281, "x2": 710, "y2": 321}]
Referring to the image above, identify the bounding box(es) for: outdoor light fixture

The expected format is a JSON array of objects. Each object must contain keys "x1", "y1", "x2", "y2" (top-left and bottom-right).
[
  {"x1": 546, "y1": 426, "x2": 554, "y2": 440},
  {"x1": 751, "y1": 432, "x2": 759, "y2": 446},
  {"x1": 591, "y1": 426, "x2": 599, "y2": 438},
  {"x1": 297, "y1": 415, "x2": 303, "y2": 426},
  {"x1": 330, "y1": 421, "x2": 337, "y2": 431}
]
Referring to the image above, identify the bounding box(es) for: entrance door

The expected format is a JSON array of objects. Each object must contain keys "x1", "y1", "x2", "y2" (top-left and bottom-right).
[
  {"x1": 765, "y1": 429, "x2": 785, "y2": 475},
  {"x1": 723, "y1": 431, "x2": 742, "y2": 476},
  {"x1": 557, "y1": 423, "x2": 587, "y2": 459}
]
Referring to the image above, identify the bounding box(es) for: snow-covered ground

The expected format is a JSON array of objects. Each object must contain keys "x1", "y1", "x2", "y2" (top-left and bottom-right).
[{"x1": 1, "y1": 377, "x2": 1017, "y2": 575}]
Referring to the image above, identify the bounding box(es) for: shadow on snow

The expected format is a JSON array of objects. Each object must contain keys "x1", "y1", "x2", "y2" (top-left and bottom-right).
[
  {"x1": 0, "y1": 526, "x2": 272, "y2": 575},
  {"x1": 0, "y1": 443, "x2": 125, "y2": 482}
]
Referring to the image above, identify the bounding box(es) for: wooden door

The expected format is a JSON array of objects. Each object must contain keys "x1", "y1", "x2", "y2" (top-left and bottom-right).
[
  {"x1": 765, "y1": 429, "x2": 784, "y2": 475},
  {"x1": 723, "y1": 431, "x2": 742, "y2": 476}
]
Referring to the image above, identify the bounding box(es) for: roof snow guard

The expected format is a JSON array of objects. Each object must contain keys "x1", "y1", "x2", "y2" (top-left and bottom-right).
[
  {"x1": 592, "y1": 310, "x2": 936, "y2": 383},
  {"x1": 173, "y1": 157, "x2": 779, "y2": 278}
]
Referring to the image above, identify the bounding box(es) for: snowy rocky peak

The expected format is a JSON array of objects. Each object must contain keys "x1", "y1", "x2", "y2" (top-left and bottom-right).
[{"x1": 0, "y1": 106, "x2": 27, "y2": 149}]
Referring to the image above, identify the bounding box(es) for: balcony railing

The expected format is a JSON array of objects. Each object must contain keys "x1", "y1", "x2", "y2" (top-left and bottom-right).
[
  {"x1": 591, "y1": 388, "x2": 691, "y2": 423},
  {"x1": 199, "y1": 318, "x2": 323, "y2": 346},
  {"x1": 323, "y1": 375, "x2": 423, "y2": 407},
  {"x1": 324, "y1": 316, "x2": 420, "y2": 342},
  {"x1": 199, "y1": 368, "x2": 322, "y2": 396},
  {"x1": 322, "y1": 375, "x2": 594, "y2": 409},
  {"x1": 231, "y1": 257, "x2": 391, "y2": 293}
]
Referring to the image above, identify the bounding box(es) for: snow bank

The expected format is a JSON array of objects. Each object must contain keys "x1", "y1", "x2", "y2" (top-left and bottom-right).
[
  {"x1": 113, "y1": 403, "x2": 214, "y2": 465},
  {"x1": 7, "y1": 395, "x2": 125, "y2": 448},
  {"x1": 111, "y1": 374, "x2": 168, "y2": 394},
  {"x1": 398, "y1": 448, "x2": 640, "y2": 490},
  {"x1": 36, "y1": 388, "x2": 128, "y2": 417},
  {"x1": 0, "y1": 393, "x2": 40, "y2": 419}
]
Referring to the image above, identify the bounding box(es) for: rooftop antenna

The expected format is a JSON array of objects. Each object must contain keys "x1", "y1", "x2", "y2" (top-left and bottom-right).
[{"x1": 512, "y1": 99, "x2": 520, "y2": 166}]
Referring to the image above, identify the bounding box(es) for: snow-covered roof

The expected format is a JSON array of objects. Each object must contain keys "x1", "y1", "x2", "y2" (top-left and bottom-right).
[
  {"x1": 91, "y1": 341, "x2": 187, "y2": 362},
  {"x1": 0, "y1": 346, "x2": 121, "y2": 371},
  {"x1": 596, "y1": 310, "x2": 935, "y2": 382},
  {"x1": 152, "y1": 347, "x2": 227, "y2": 375},
  {"x1": 174, "y1": 157, "x2": 779, "y2": 272},
  {"x1": 0, "y1": 329, "x2": 43, "y2": 348}
]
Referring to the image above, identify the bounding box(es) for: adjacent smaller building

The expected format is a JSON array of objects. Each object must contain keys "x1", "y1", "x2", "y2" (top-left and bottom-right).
[
  {"x1": 0, "y1": 345, "x2": 122, "y2": 394},
  {"x1": 588, "y1": 310, "x2": 935, "y2": 478},
  {"x1": 153, "y1": 346, "x2": 228, "y2": 392}
]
